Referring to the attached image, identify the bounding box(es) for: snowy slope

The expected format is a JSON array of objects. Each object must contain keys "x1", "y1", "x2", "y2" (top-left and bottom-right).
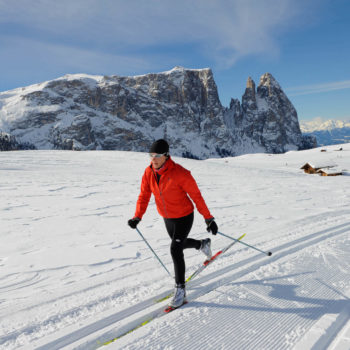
[{"x1": 0, "y1": 146, "x2": 349, "y2": 350}]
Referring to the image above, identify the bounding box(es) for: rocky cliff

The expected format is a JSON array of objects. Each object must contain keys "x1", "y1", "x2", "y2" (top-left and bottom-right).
[
  {"x1": 0, "y1": 132, "x2": 36, "y2": 151},
  {"x1": 0, "y1": 132, "x2": 18, "y2": 151},
  {"x1": 0, "y1": 67, "x2": 315, "y2": 157},
  {"x1": 225, "y1": 73, "x2": 317, "y2": 154}
]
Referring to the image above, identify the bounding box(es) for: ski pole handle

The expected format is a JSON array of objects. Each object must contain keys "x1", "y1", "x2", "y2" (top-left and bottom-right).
[{"x1": 218, "y1": 231, "x2": 272, "y2": 256}]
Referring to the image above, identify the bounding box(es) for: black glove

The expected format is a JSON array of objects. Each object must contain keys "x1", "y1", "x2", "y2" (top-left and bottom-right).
[
  {"x1": 128, "y1": 217, "x2": 141, "y2": 229},
  {"x1": 205, "y1": 218, "x2": 218, "y2": 235}
]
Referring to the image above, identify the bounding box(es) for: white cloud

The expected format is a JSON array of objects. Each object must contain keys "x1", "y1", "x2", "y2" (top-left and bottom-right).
[
  {"x1": 286, "y1": 80, "x2": 350, "y2": 96},
  {"x1": 0, "y1": 0, "x2": 306, "y2": 68}
]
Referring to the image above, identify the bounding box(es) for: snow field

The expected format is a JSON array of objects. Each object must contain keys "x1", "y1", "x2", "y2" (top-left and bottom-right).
[
  {"x1": 107, "y1": 217, "x2": 350, "y2": 350},
  {"x1": 0, "y1": 146, "x2": 349, "y2": 349}
]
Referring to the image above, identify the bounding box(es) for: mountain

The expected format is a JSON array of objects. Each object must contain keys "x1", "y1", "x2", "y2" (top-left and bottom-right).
[
  {"x1": 0, "y1": 67, "x2": 315, "y2": 157},
  {"x1": 227, "y1": 74, "x2": 316, "y2": 154},
  {"x1": 300, "y1": 118, "x2": 350, "y2": 146}
]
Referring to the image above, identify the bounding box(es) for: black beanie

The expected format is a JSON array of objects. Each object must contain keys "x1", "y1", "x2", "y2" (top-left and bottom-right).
[{"x1": 149, "y1": 139, "x2": 169, "y2": 154}]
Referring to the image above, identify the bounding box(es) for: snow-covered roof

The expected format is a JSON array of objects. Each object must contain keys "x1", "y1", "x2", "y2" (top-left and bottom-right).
[
  {"x1": 316, "y1": 167, "x2": 344, "y2": 175},
  {"x1": 300, "y1": 161, "x2": 337, "y2": 170}
]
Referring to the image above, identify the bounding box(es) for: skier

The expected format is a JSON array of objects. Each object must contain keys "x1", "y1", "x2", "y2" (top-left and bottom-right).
[{"x1": 128, "y1": 139, "x2": 218, "y2": 308}]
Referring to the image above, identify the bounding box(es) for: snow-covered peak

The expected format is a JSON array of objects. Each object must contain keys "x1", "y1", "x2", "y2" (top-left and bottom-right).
[
  {"x1": 300, "y1": 118, "x2": 350, "y2": 132},
  {"x1": 165, "y1": 66, "x2": 211, "y2": 74},
  {"x1": 60, "y1": 73, "x2": 103, "y2": 81},
  {"x1": 133, "y1": 66, "x2": 212, "y2": 79},
  {"x1": 166, "y1": 66, "x2": 186, "y2": 73},
  {"x1": 258, "y1": 73, "x2": 282, "y2": 90}
]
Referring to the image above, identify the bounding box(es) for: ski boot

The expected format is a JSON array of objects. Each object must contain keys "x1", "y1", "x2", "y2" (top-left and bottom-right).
[
  {"x1": 167, "y1": 284, "x2": 187, "y2": 310},
  {"x1": 200, "y1": 238, "x2": 212, "y2": 259}
]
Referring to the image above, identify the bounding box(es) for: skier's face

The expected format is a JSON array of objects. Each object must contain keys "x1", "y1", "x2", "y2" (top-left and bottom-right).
[{"x1": 150, "y1": 154, "x2": 167, "y2": 169}]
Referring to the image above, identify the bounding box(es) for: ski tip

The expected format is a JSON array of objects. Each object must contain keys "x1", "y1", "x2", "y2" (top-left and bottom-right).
[
  {"x1": 164, "y1": 301, "x2": 188, "y2": 313},
  {"x1": 268, "y1": 251, "x2": 272, "y2": 256},
  {"x1": 164, "y1": 306, "x2": 175, "y2": 313}
]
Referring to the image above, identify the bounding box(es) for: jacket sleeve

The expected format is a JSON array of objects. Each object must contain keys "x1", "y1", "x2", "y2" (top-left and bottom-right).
[
  {"x1": 180, "y1": 170, "x2": 213, "y2": 220},
  {"x1": 134, "y1": 169, "x2": 152, "y2": 219}
]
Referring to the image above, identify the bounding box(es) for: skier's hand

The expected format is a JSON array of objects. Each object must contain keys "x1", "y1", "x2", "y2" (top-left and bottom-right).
[
  {"x1": 205, "y1": 218, "x2": 218, "y2": 235},
  {"x1": 128, "y1": 217, "x2": 141, "y2": 229}
]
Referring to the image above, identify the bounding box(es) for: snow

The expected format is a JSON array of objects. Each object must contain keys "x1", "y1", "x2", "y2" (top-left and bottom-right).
[
  {"x1": 256, "y1": 96, "x2": 269, "y2": 112},
  {"x1": 127, "y1": 66, "x2": 210, "y2": 80},
  {"x1": 0, "y1": 145, "x2": 349, "y2": 350},
  {"x1": 300, "y1": 119, "x2": 350, "y2": 133},
  {"x1": 259, "y1": 73, "x2": 282, "y2": 90}
]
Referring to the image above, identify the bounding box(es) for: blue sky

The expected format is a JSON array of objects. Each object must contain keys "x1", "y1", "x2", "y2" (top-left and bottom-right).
[{"x1": 0, "y1": 0, "x2": 349, "y2": 122}]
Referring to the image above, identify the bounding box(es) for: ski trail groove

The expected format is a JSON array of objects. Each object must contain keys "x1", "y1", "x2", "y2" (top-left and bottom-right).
[
  {"x1": 328, "y1": 316, "x2": 350, "y2": 350},
  {"x1": 35, "y1": 220, "x2": 350, "y2": 350}
]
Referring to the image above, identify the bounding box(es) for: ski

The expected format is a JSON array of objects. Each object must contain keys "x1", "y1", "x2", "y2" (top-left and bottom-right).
[
  {"x1": 100, "y1": 318, "x2": 153, "y2": 346},
  {"x1": 156, "y1": 233, "x2": 246, "y2": 304},
  {"x1": 99, "y1": 233, "x2": 246, "y2": 347},
  {"x1": 164, "y1": 301, "x2": 188, "y2": 313},
  {"x1": 186, "y1": 233, "x2": 246, "y2": 283}
]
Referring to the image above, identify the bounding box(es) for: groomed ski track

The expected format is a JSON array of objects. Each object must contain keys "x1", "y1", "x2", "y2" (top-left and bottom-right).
[
  {"x1": 35, "y1": 212, "x2": 350, "y2": 350},
  {"x1": 1, "y1": 149, "x2": 349, "y2": 350}
]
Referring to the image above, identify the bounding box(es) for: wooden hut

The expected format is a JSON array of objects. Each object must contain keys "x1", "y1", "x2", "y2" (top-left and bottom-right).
[
  {"x1": 300, "y1": 162, "x2": 337, "y2": 174},
  {"x1": 301, "y1": 163, "x2": 317, "y2": 174},
  {"x1": 316, "y1": 168, "x2": 343, "y2": 176}
]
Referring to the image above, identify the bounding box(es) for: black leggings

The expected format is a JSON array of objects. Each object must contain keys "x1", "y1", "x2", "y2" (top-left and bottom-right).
[{"x1": 164, "y1": 212, "x2": 201, "y2": 285}]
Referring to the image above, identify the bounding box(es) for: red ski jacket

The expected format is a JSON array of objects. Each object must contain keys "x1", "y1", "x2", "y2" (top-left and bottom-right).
[{"x1": 134, "y1": 157, "x2": 213, "y2": 220}]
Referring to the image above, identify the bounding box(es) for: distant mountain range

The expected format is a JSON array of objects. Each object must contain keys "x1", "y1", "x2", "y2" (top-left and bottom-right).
[
  {"x1": 0, "y1": 67, "x2": 315, "y2": 157},
  {"x1": 300, "y1": 118, "x2": 350, "y2": 146}
]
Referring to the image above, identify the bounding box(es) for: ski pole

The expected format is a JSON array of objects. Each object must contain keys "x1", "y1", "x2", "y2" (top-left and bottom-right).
[
  {"x1": 218, "y1": 231, "x2": 272, "y2": 256},
  {"x1": 135, "y1": 227, "x2": 172, "y2": 277}
]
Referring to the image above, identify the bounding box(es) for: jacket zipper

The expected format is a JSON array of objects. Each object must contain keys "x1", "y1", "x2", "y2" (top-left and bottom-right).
[
  {"x1": 159, "y1": 188, "x2": 170, "y2": 219},
  {"x1": 152, "y1": 168, "x2": 170, "y2": 219}
]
